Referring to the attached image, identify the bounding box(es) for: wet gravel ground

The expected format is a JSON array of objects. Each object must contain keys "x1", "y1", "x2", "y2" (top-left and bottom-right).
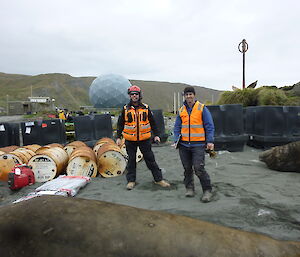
[{"x1": 1, "y1": 145, "x2": 299, "y2": 242}]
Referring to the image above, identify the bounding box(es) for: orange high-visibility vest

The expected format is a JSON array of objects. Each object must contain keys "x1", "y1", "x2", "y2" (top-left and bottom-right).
[
  {"x1": 122, "y1": 104, "x2": 152, "y2": 141},
  {"x1": 179, "y1": 101, "x2": 205, "y2": 142}
]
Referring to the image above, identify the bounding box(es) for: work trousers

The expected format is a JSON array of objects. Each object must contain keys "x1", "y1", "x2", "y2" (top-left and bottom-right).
[
  {"x1": 179, "y1": 144, "x2": 212, "y2": 192},
  {"x1": 125, "y1": 139, "x2": 163, "y2": 183}
]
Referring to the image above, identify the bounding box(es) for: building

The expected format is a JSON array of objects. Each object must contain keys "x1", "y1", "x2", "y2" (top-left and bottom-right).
[{"x1": 8, "y1": 97, "x2": 55, "y2": 115}]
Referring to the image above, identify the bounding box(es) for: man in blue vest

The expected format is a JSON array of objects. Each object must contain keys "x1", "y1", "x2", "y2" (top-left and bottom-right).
[{"x1": 173, "y1": 86, "x2": 215, "y2": 202}]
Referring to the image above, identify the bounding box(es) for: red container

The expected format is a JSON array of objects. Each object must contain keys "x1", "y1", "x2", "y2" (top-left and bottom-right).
[{"x1": 8, "y1": 165, "x2": 35, "y2": 190}]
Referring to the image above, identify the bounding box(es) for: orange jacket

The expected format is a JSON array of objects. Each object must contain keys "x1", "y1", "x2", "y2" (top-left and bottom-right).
[
  {"x1": 58, "y1": 111, "x2": 66, "y2": 120},
  {"x1": 122, "y1": 104, "x2": 152, "y2": 141},
  {"x1": 179, "y1": 101, "x2": 205, "y2": 142}
]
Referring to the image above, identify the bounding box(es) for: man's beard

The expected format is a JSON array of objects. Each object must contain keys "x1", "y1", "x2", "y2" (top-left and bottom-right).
[{"x1": 131, "y1": 98, "x2": 140, "y2": 104}]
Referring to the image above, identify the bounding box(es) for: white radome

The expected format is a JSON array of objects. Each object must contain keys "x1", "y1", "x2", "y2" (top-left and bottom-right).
[{"x1": 89, "y1": 74, "x2": 131, "y2": 108}]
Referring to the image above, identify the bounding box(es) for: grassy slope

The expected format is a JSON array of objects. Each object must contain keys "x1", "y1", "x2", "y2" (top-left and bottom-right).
[
  {"x1": 131, "y1": 80, "x2": 220, "y2": 111},
  {"x1": 0, "y1": 72, "x2": 222, "y2": 111}
]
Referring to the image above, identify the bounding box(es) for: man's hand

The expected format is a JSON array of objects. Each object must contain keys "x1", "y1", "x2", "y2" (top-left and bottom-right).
[
  {"x1": 116, "y1": 138, "x2": 122, "y2": 146},
  {"x1": 206, "y1": 143, "x2": 216, "y2": 158},
  {"x1": 154, "y1": 136, "x2": 161, "y2": 143},
  {"x1": 206, "y1": 143, "x2": 214, "y2": 151}
]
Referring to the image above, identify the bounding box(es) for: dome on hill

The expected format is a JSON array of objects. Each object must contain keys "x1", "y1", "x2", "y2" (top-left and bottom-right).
[{"x1": 89, "y1": 74, "x2": 131, "y2": 108}]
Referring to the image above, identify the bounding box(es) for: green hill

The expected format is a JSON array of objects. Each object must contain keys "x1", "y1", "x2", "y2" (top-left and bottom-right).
[
  {"x1": 130, "y1": 80, "x2": 221, "y2": 111},
  {"x1": 0, "y1": 72, "x2": 222, "y2": 112}
]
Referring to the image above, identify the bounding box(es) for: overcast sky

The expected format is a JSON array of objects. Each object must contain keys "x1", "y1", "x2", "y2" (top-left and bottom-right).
[{"x1": 0, "y1": 0, "x2": 299, "y2": 91}]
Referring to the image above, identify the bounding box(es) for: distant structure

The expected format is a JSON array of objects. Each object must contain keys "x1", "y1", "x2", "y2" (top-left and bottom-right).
[
  {"x1": 89, "y1": 74, "x2": 131, "y2": 108},
  {"x1": 7, "y1": 96, "x2": 55, "y2": 115}
]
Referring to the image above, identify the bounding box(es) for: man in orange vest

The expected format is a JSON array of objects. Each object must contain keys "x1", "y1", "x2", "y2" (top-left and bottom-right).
[
  {"x1": 116, "y1": 85, "x2": 170, "y2": 190},
  {"x1": 173, "y1": 86, "x2": 215, "y2": 202}
]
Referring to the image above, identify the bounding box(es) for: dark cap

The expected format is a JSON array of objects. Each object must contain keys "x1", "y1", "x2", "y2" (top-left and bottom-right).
[{"x1": 183, "y1": 86, "x2": 195, "y2": 95}]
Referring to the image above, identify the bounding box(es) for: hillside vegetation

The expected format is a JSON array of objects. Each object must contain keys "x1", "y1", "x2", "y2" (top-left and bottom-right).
[
  {"x1": 217, "y1": 82, "x2": 300, "y2": 106},
  {"x1": 0, "y1": 72, "x2": 222, "y2": 112}
]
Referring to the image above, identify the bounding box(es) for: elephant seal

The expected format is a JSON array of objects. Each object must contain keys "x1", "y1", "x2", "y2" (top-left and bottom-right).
[
  {"x1": 0, "y1": 196, "x2": 299, "y2": 257},
  {"x1": 259, "y1": 141, "x2": 300, "y2": 172}
]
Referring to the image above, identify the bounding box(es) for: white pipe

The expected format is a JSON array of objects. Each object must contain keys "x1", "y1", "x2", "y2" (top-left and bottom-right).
[{"x1": 173, "y1": 92, "x2": 176, "y2": 114}]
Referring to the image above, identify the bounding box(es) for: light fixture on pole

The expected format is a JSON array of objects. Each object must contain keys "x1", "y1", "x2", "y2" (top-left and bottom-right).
[{"x1": 238, "y1": 39, "x2": 249, "y2": 89}]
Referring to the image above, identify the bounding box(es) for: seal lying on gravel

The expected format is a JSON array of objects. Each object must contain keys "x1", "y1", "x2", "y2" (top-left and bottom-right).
[
  {"x1": 0, "y1": 196, "x2": 299, "y2": 257},
  {"x1": 259, "y1": 141, "x2": 300, "y2": 172}
]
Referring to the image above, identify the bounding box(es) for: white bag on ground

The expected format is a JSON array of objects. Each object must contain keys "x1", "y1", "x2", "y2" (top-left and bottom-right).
[
  {"x1": 35, "y1": 175, "x2": 91, "y2": 196},
  {"x1": 13, "y1": 191, "x2": 68, "y2": 203}
]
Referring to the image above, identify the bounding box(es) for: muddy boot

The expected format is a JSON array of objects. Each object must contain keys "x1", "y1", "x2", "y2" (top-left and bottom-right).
[
  {"x1": 201, "y1": 190, "x2": 212, "y2": 203},
  {"x1": 185, "y1": 188, "x2": 195, "y2": 197},
  {"x1": 126, "y1": 182, "x2": 136, "y2": 190},
  {"x1": 154, "y1": 180, "x2": 170, "y2": 187}
]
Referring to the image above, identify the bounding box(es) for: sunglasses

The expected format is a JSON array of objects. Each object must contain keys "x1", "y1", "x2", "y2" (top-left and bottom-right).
[{"x1": 130, "y1": 93, "x2": 139, "y2": 96}]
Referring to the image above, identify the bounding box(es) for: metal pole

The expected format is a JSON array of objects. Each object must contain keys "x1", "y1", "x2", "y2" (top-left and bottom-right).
[
  {"x1": 242, "y1": 51, "x2": 245, "y2": 89},
  {"x1": 177, "y1": 92, "x2": 180, "y2": 112},
  {"x1": 238, "y1": 39, "x2": 248, "y2": 89},
  {"x1": 6, "y1": 95, "x2": 9, "y2": 115}
]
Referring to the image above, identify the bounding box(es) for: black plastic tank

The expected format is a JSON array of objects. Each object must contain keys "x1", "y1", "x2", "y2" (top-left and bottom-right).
[
  {"x1": 9, "y1": 123, "x2": 20, "y2": 146},
  {"x1": 151, "y1": 109, "x2": 168, "y2": 143},
  {"x1": 94, "y1": 114, "x2": 113, "y2": 140},
  {"x1": 74, "y1": 115, "x2": 95, "y2": 142},
  {"x1": 0, "y1": 123, "x2": 12, "y2": 147},
  {"x1": 207, "y1": 104, "x2": 248, "y2": 152},
  {"x1": 40, "y1": 119, "x2": 66, "y2": 145},
  {"x1": 73, "y1": 114, "x2": 113, "y2": 146},
  {"x1": 245, "y1": 106, "x2": 300, "y2": 148},
  {"x1": 21, "y1": 121, "x2": 42, "y2": 146}
]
